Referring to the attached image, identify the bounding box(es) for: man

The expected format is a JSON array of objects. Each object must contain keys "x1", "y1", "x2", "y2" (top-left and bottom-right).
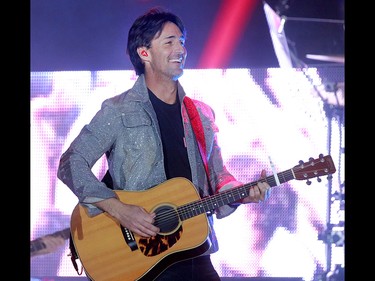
[{"x1": 57, "y1": 7, "x2": 271, "y2": 281}]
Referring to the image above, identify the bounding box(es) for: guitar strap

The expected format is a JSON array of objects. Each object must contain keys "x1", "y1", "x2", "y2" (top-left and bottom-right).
[
  {"x1": 183, "y1": 96, "x2": 211, "y2": 188},
  {"x1": 183, "y1": 96, "x2": 219, "y2": 251},
  {"x1": 69, "y1": 234, "x2": 82, "y2": 275}
]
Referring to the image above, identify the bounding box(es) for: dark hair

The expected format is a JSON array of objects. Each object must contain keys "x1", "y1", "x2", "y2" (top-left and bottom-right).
[{"x1": 126, "y1": 7, "x2": 187, "y2": 75}]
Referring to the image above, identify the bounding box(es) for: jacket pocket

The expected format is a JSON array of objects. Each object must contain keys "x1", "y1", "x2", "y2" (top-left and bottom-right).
[{"x1": 121, "y1": 113, "x2": 152, "y2": 128}]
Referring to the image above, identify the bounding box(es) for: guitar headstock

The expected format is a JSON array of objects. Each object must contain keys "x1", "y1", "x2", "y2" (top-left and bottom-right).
[{"x1": 293, "y1": 154, "x2": 336, "y2": 183}]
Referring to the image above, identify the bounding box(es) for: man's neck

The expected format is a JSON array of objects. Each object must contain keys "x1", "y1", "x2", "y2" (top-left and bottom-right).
[{"x1": 145, "y1": 74, "x2": 178, "y2": 104}]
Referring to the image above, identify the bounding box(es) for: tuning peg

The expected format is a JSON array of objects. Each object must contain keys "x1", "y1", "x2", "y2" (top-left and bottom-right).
[
  {"x1": 317, "y1": 177, "x2": 322, "y2": 183},
  {"x1": 299, "y1": 160, "x2": 304, "y2": 165},
  {"x1": 309, "y1": 157, "x2": 314, "y2": 162},
  {"x1": 306, "y1": 180, "x2": 312, "y2": 185}
]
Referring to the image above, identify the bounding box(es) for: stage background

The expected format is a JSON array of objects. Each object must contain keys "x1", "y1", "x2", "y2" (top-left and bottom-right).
[{"x1": 30, "y1": 66, "x2": 344, "y2": 281}]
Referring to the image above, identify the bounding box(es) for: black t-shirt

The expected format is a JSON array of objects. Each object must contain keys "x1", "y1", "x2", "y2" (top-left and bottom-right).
[{"x1": 149, "y1": 89, "x2": 192, "y2": 181}]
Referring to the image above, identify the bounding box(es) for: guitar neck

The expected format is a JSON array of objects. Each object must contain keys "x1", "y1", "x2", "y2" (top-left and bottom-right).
[
  {"x1": 178, "y1": 169, "x2": 294, "y2": 221},
  {"x1": 30, "y1": 228, "x2": 71, "y2": 255}
]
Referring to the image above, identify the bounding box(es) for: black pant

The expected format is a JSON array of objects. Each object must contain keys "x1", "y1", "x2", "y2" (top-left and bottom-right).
[
  {"x1": 154, "y1": 255, "x2": 221, "y2": 281},
  {"x1": 86, "y1": 255, "x2": 220, "y2": 281}
]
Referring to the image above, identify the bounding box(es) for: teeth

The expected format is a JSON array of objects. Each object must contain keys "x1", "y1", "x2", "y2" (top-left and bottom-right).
[{"x1": 170, "y1": 58, "x2": 182, "y2": 63}]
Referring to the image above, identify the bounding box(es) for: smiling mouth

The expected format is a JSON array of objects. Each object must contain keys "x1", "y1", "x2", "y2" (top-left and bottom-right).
[{"x1": 170, "y1": 58, "x2": 183, "y2": 63}]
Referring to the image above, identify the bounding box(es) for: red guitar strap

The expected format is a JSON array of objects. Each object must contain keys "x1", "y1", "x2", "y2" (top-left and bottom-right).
[{"x1": 183, "y1": 96, "x2": 210, "y2": 181}]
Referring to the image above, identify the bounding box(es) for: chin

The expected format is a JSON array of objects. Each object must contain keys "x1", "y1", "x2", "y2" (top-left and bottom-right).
[{"x1": 172, "y1": 70, "x2": 184, "y2": 80}]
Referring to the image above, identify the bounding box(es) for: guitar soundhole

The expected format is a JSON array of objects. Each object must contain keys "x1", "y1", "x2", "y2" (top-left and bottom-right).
[{"x1": 154, "y1": 205, "x2": 180, "y2": 234}]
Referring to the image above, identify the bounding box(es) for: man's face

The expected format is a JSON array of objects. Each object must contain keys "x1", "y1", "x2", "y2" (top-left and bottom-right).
[{"x1": 147, "y1": 22, "x2": 187, "y2": 80}]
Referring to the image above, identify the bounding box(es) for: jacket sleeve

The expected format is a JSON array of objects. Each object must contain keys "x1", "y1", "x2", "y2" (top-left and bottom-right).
[{"x1": 57, "y1": 102, "x2": 120, "y2": 216}]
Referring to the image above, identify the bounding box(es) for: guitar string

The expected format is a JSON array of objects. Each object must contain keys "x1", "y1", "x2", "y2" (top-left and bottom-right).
[
  {"x1": 153, "y1": 172, "x2": 285, "y2": 224},
  {"x1": 155, "y1": 169, "x2": 297, "y2": 224}
]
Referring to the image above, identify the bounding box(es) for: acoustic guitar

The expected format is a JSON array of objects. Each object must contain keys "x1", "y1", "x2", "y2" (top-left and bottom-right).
[{"x1": 70, "y1": 154, "x2": 336, "y2": 281}]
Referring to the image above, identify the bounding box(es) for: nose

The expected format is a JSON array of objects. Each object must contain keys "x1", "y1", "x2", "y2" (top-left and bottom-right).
[
  {"x1": 175, "y1": 40, "x2": 186, "y2": 52},
  {"x1": 176, "y1": 45, "x2": 187, "y2": 59}
]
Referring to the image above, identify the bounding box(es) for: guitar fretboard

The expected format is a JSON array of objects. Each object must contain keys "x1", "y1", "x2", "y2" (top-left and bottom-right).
[
  {"x1": 177, "y1": 168, "x2": 295, "y2": 221},
  {"x1": 30, "y1": 228, "x2": 71, "y2": 256}
]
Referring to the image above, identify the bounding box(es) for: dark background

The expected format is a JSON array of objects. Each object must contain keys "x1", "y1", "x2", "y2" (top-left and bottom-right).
[{"x1": 30, "y1": 0, "x2": 344, "y2": 71}]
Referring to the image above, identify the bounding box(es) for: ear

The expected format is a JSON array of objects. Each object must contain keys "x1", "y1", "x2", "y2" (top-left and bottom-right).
[{"x1": 137, "y1": 47, "x2": 149, "y2": 60}]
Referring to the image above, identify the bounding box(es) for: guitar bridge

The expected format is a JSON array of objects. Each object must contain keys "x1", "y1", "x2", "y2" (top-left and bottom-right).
[{"x1": 121, "y1": 226, "x2": 138, "y2": 251}]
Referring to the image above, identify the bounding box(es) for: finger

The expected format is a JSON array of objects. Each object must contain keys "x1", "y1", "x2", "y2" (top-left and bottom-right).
[
  {"x1": 136, "y1": 224, "x2": 159, "y2": 237},
  {"x1": 143, "y1": 214, "x2": 156, "y2": 224},
  {"x1": 142, "y1": 217, "x2": 160, "y2": 233},
  {"x1": 250, "y1": 185, "x2": 261, "y2": 202},
  {"x1": 260, "y1": 169, "x2": 267, "y2": 178},
  {"x1": 259, "y1": 170, "x2": 268, "y2": 200}
]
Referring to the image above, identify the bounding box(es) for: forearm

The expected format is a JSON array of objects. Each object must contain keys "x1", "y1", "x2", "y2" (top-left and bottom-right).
[{"x1": 93, "y1": 197, "x2": 126, "y2": 219}]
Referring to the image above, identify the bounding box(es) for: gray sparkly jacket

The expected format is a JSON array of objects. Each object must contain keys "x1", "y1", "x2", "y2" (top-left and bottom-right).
[{"x1": 57, "y1": 74, "x2": 242, "y2": 253}]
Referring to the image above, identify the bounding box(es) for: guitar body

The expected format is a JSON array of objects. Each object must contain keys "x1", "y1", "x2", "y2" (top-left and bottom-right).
[{"x1": 70, "y1": 177, "x2": 210, "y2": 281}]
